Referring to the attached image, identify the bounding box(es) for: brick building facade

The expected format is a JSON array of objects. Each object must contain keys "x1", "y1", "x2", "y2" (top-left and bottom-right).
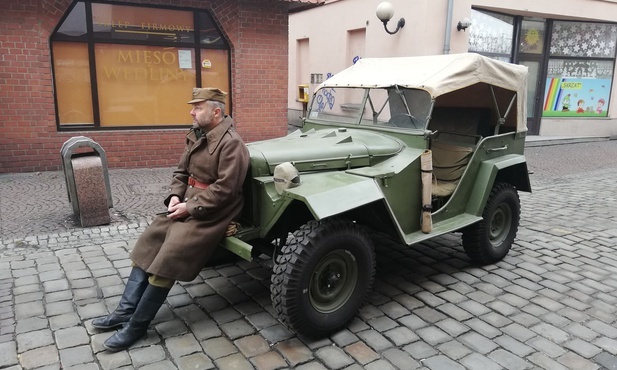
[{"x1": 0, "y1": 0, "x2": 316, "y2": 173}]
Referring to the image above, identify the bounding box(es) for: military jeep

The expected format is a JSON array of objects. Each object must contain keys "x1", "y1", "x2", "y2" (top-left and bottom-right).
[{"x1": 223, "y1": 53, "x2": 531, "y2": 338}]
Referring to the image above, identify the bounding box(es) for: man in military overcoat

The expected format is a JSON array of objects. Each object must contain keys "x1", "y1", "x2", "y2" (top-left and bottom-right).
[{"x1": 91, "y1": 87, "x2": 250, "y2": 351}]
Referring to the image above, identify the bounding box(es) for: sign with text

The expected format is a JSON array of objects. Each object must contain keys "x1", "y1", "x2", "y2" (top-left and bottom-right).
[
  {"x1": 95, "y1": 44, "x2": 195, "y2": 126},
  {"x1": 92, "y1": 3, "x2": 194, "y2": 43}
]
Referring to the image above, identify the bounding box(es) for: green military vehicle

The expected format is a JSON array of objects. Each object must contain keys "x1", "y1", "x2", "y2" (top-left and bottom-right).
[{"x1": 223, "y1": 53, "x2": 531, "y2": 338}]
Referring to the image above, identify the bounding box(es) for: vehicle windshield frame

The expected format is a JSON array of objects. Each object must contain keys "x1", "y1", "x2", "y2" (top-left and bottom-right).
[{"x1": 307, "y1": 86, "x2": 432, "y2": 131}]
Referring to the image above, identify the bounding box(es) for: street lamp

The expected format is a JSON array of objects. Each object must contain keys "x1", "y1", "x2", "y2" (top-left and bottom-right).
[
  {"x1": 376, "y1": 2, "x2": 405, "y2": 35},
  {"x1": 457, "y1": 18, "x2": 472, "y2": 32}
]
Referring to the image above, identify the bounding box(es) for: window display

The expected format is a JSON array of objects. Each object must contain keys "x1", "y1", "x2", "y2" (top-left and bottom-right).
[
  {"x1": 543, "y1": 21, "x2": 616, "y2": 117},
  {"x1": 543, "y1": 59, "x2": 613, "y2": 117},
  {"x1": 51, "y1": 2, "x2": 229, "y2": 129}
]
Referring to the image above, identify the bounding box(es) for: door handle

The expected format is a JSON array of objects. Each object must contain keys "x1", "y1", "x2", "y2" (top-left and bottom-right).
[{"x1": 486, "y1": 145, "x2": 508, "y2": 153}]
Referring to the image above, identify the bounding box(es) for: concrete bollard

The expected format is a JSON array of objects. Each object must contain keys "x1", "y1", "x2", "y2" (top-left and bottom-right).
[{"x1": 60, "y1": 137, "x2": 113, "y2": 227}]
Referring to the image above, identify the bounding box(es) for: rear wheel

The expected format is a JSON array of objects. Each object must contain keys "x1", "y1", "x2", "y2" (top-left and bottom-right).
[
  {"x1": 271, "y1": 219, "x2": 375, "y2": 338},
  {"x1": 462, "y1": 182, "x2": 520, "y2": 264}
]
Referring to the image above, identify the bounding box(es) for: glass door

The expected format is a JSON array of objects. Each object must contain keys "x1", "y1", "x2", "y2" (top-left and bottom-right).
[
  {"x1": 519, "y1": 59, "x2": 543, "y2": 134},
  {"x1": 516, "y1": 18, "x2": 547, "y2": 135}
]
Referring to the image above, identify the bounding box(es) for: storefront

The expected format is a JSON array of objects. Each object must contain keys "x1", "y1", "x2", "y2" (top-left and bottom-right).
[
  {"x1": 288, "y1": 0, "x2": 617, "y2": 139},
  {"x1": 468, "y1": 9, "x2": 616, "y2": 135},
  {"x1": 52, "y1": 2, "x2": 231, "y2": 130},
  {"x1": 0, "y1": 0, "x2": 318, "y2": 173}
]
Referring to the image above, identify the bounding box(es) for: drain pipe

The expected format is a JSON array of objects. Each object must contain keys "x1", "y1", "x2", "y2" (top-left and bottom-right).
[{"x1": 443, "y1": 0, "x2": 454, "y2": 54}]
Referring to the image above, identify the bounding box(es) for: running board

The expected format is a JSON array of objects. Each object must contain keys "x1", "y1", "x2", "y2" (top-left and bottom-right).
[
  {"x1": 221, "y1": 236, "x2": 253, "y2": 262},
  {"x1": 403, "y1": 213, "x2": 482, "y2": 245}
]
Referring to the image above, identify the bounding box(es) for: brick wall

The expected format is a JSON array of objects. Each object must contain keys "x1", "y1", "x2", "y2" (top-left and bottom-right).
[
  {"x1": 0, "y1": 0, "x2": 289, "y2": 173},
  {"x1": 232, "y1": 1, "x2": 290, "y2": 141}
]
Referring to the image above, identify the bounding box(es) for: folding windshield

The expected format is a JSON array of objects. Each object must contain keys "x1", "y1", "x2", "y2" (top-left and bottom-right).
[{"x1": 308, "y1": 86, "x2": 432, "y2": 130}]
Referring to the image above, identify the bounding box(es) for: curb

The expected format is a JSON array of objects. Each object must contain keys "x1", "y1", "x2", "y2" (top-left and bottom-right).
[{"x1": 525, "y1": 135, "x2": 610, "y2": 147}]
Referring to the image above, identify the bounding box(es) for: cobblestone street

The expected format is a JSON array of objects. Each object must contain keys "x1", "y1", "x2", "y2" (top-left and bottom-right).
[{"x1": 1, "y1": 141, "x2": 617, "y2": 370}]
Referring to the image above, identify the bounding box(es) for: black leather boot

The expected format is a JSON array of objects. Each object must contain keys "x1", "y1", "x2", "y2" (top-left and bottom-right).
[
  {"x1": 91, "y1": 267, "x2": 149, "y2": 330},
  {"x1": 103, "y1": 284, "x2": 170, "y2": 352}
]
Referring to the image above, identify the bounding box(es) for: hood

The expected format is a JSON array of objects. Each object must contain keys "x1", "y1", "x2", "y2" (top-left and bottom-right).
[{"x1": 247, "y1": 128, "x2": 404, "y2": 174}]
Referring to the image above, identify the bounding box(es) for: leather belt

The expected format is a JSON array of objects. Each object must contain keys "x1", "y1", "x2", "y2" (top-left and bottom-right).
[{"x1": 188, "y1": 177, "x2": 210, "y2": 190}]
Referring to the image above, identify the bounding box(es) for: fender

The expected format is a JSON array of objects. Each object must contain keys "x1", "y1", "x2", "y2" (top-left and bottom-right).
[
  {"x1": 229, "y1": 171, "x2": 385, "y2": 261},
  {"x1": 254, "y1": 146, "x2": 423, "y2": 240},
  {"x1": 466, "y1": 154, "x2": 530, "y2": 215},
  {"x1": 282, "y1": 171, "x2": 385, "y2": 220}
]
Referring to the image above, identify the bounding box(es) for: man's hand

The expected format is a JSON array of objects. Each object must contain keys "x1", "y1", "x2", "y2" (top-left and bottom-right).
[
  {"x1": 166, "y1": 196, "x2": 189, "y2": 219},
  {"x1": 168, "y1": 196, "x2": 181, "y2": 207}
]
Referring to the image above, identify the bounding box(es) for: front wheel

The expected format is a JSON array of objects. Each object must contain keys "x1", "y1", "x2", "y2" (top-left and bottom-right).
[
  {"x1": 271, "y1": 219, "x2": 375, "y2": 338},
  {"x1": 462, "y1": 183, "x2": 520, "y2": 265}
]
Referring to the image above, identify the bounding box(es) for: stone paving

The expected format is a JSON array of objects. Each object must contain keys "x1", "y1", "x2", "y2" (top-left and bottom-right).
[{"x1": 2, "y1": 145, "x2": 617, "y2": 369}]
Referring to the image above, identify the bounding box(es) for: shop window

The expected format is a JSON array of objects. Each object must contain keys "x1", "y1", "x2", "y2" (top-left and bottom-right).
[
  {"x1": 550, "y1": 21, "x2": 617, "y2": 58},
  {"x1": 52, "y1": 42, "x2": 94, "y2": 125},
  {"x1": 51, "y1": 2, "x2": 230, "y2": 130},
  {"x1": 200, "y1": 49, "x2": 230, "y2": 101},
  {"x1": 95, "y1": 44, "x2": 195, "y2": 126},
  {"x1": 468, "y1": 9, "x2": 514, "y2": 61},
  {"x1": 542, "y1": 21, "x2": 616, "y2": 118},
  {"x1": 542, "y1": 59, "x2": 613, "y2": 117},
  {"x1": 520, "y1": 19, "x2": 545, "y2": 54}
]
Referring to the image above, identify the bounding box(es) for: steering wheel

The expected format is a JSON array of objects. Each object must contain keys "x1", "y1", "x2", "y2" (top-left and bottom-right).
[{"x1": 388, "y1": 113, "x2": 421, "y2": 129}]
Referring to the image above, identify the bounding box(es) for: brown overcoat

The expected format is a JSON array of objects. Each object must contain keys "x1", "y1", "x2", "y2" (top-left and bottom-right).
[{"x1": 130, "y1": 116, "x2": 249, "y2": 281}]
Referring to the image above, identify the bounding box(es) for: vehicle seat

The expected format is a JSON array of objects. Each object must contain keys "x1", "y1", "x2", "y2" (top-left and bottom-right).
[
  {"x1": 431, "y1": 140, "x2": 474, "y2": 197},
  {"x1": 427, "y1": 108, "x2": 486, "y2": 198}
]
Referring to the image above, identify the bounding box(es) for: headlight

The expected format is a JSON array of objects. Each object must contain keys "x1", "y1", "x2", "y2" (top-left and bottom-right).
[{"x1": 273, "y1": 162, "x2": 301, "y2": 195}]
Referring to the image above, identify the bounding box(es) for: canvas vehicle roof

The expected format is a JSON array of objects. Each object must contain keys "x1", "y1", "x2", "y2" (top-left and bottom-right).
[{"x1": 317, "y1": 53, "x2": 529, "y2": 133}]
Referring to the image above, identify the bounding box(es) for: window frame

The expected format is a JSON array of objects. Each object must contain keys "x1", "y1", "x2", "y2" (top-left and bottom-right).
[{"x1": 51, "y1": 1, "x2": 231, "y2": 131}]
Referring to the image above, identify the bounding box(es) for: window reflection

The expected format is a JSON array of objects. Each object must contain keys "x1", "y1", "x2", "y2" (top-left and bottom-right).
[
  {"x1": 56, "y1": 2, "x2": 87, "y2": 39},
  {"x1": 198, "y1": 13, "x2": 226, "y2": 47}
]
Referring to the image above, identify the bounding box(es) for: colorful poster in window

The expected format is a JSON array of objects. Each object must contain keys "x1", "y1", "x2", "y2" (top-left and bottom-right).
[{"x1": 542, "y1": 59, "x2": 612, "y2": 117}]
